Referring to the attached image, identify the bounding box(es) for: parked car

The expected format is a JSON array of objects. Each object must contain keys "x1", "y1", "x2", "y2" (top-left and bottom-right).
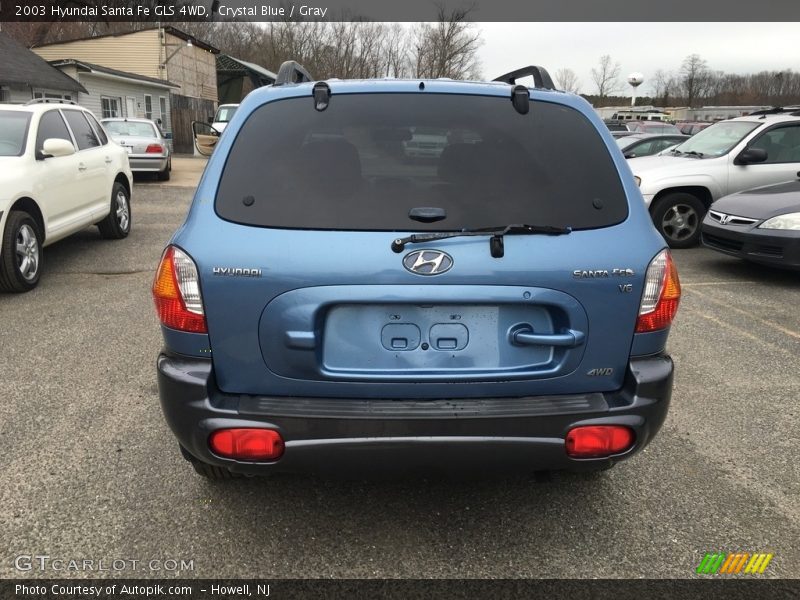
[
  {"x1": 153, "y1": 62, "x2": 680, "y2": 480},
  {"x1": 101, "y1": 117, "x2": 171, "y2": 181},
  {"x1": 610, "y1": 129, "x2": 635, "y2": 139},
  {"x1": 625, "y1": 121, "x2": 682, "y2": 134},
  {"x1": 629, "y1": 109, "x2": 800, "y2": 248},
  {"x1": 0, "y1": 100, "x2": 132, "y2": 292},
  {"x1": 402, "y1": 127, "x2": 448, "y2": 159},
  {"x1": 616, "y1": 133, "x2": 690, "y2": 159},
  {"x1": 701, "y1": 179, "x2": 800, "y2": 270},
  {"x1": 604, "y1": 119, "x2": 630, "y2": 132},
  {"x1": 677, "y1": 121, "x2": 713, "y2": 136},
  {"x1": 211, "y1": 103, "x2": 239, "y2": 133}
]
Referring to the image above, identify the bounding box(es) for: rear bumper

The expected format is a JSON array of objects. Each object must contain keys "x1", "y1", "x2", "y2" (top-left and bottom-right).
[
  {"x1": 129, "y1": 155, "x2": 169, "y2": 172},
  {"x1": 157, "y1": 354, "x2": 673, "y2": 475}
]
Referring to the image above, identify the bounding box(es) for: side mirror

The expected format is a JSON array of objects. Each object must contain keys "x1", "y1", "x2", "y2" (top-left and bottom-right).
[
  {"x1": 207, "y1": 116, "x2": 214, "y2": 124},
  {"x1": 735, "y1": 147, "x2": 768, "y2": 165},
  {"x1": 624, "y1": 152, "x2": 636, "y2": 159},
  {"x1": 39, "y1": 138, "x2": 76, "y2": 159},
  {"x1": 156, "y1": 118, "x2": 163, "y2": 125}
]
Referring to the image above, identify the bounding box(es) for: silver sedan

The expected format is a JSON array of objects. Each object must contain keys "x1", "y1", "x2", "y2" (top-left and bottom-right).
[{"x1": 101, "y1": 118, "x2": 172, "y2": 181}]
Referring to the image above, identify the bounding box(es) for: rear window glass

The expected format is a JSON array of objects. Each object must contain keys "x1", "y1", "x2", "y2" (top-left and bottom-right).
[
  {"x1": 215, "y1": 106, "x2": 238, "y2": 123},
  {"x1": 103, "y1": 121, "x2": 157, "y2": 138},
  {"x1": 0, "y1": 111, "x2": 31, "y2": 156},
  {"x1": 216, "y1": 93, "x2": 628, "y2": 231}
]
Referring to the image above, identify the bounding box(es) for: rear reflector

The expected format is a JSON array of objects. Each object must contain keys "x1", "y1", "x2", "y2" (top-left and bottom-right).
[
  {"x1": 209, "y1": 429, "x2": 285, "y2": 461},
  {"x1": 152, "y1": 246, "x2": 207, "y2": 333},
  {"x1": 145, "y1": 144, "x2": 164, "y2": 154},
  {"x1": 565, "y1": 425, "x2": 635, "y2": 458},
  {"x1": 636, "y1": 249, "x2": 681, "y2": 333}
]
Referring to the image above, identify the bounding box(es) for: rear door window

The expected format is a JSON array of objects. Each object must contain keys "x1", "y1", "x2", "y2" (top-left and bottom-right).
[
  {"x1": 216, "y1": 93, "x2": 628, "y2": 231},
  {"x1": 62, "y1": 110, "x2": 100, "y2": 151},
  {"x1": 84, "y1": 113, "x2": 108, "y2": 145}
]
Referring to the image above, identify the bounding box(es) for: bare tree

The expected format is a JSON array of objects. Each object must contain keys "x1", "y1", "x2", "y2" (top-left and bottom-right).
[
  {"x1": 680, "y1": 54, "x2": 710, "y2": 107},
  {"x1": 555, "y1": 67, "x2": 581, "y2": 93},
  {"x1": 591, "y1": 55, "x2": 622, "y2": 101},
  {"x1": 410, "y1": 5, "x2": 482, "y2": 79},
  {"x1": 382, "y1": 23, "x2": 409, "y2": 78}
]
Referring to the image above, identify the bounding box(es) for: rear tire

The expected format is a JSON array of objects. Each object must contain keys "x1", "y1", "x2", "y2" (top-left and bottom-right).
[
  {"x1": 97, "y1": 182, "x2": 131, "y2": 239},
  {"x1": 157, "y1": 159, "x2": 171, "y2": 181},
  {"x1": 180, "y1": 445, "x2": 242, "y2": 480},
  {"x1": 0, "y1": 211, "x2": 43, "y2": 293},
  {"x1": 650, "y1": 192, "x2": 705, "y2": 249}
]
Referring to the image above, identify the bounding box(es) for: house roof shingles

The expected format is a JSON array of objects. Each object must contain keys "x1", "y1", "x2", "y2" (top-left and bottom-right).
[
  {"x1": 49, "y1": 59, "x2": 179, "y2": 89},
  {"x1": 0, "y1": 32, "x2": 87, "y2": 94},
  {"x1": 216, "y1": 54, "x2": 276, "y2": 82}
]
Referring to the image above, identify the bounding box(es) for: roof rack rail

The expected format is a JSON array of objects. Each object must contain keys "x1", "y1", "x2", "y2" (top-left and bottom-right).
[
  {"x1": 24, "y1": 98, "x2": 78, "y2": 106},
  {"x1": 274, "y1": 61, "x2": 314, "y2": 86},
  {"x1": 493, "y1": 66, "x2": 555, "y2": 90}
]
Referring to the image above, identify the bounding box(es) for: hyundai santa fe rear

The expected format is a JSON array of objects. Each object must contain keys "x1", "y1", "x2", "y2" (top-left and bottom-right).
[{"x1": 153, "y1": 63, "x2": 680, "y2": 479}]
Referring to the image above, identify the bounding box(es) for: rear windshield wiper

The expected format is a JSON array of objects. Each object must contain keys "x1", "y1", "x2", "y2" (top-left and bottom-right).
[{"x1": 391, "y1": 224, "x2": 572, "y2": 258}]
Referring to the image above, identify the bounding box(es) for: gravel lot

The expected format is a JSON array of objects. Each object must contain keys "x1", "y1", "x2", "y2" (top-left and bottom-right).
[{"x1": 1, "y1": 180, "x2": 798, "y2": 579}]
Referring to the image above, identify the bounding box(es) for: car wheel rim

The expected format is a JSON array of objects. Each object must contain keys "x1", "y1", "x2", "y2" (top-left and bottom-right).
[
  {"x1": 116, "y1": 190, "x2": 130, "y2": 232},
  {"x1": 661, "y1": 203, "x2": 698, "y2": 241},
  {"x1": 15, "y1": 224, "x2": 39, "y2": 281}
]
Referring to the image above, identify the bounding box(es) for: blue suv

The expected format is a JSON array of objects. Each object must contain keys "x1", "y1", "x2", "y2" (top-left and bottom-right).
[{"x1": 153, "y1": 63, "x2": 681, "y2": 479}]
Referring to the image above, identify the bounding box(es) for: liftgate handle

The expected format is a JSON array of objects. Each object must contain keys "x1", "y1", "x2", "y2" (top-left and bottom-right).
[{"x1": 510, "y1": 326, "x2": 586, "y2": 348}]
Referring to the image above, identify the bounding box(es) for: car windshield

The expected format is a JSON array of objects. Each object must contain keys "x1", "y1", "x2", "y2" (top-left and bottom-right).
[
  {"x1": 672, "y1": 121, "x2": 760, "y2": 157},
  {"x1": 0, "y1": 111, "x2": 31, "y2": 156},
  {"x1": 615, "y1": 136, "x2": 640, "y2": 148},
  {"x1": 216, "y1": 93, "x2": 628, "y2": 231},
  {"x1": 103, "y1": 121, "x2": 157, "y2": 138},
  {"x1": 215, "y1": 106, "x2": 237, "y2": 123}
]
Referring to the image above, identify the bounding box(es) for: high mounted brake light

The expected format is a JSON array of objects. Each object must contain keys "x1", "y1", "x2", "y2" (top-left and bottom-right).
[
  {"x1": 152, "y1": 246, "x2": 207, "y2": 333},
  {"x1": 636, "y1": 249, "x2": 681, "y2": 333}
]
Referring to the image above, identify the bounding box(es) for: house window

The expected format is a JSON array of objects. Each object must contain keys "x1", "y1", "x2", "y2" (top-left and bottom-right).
[
  {"x1": 32, "y1": 90, "x2": 71, "y2": 101},
  {"x1": 144, "y1": 95, "x2": 153, "y2": 119},
  {"x1": 159, "y1": 96, "x2": 167, "y2": 123},
  {"x1": 0, "y1": 86, "x2": 9, "y2": 102},
  {"x1": 101, "y1": 97, "x2": 121, "y2": 118}
]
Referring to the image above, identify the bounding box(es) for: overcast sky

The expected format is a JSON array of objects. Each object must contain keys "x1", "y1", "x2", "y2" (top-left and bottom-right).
[{"x1": 476, "y1": 23, "x2": 800, "y2": 96}]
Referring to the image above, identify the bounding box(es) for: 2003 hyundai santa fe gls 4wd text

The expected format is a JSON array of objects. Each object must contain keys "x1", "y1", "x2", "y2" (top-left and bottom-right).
[{"x1": 153, "y1": 63, "x2": 681, "y2": 479}]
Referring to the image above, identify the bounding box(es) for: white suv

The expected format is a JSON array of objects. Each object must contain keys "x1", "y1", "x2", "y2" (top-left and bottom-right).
[
  {"x1": 0, "y1": 100, "x2": 133, "y2": 292},
  {"x1": 630, "y1": 109, "x2": 800, "y2": 247}
]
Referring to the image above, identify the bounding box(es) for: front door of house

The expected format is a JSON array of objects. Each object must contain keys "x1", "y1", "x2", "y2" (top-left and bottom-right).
[{"x1": 125, "y1": 97, "x2": 137, "y2": 118}]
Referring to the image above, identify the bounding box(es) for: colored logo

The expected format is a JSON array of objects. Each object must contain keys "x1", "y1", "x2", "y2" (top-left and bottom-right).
[{"x1": 696, "y1": 552, "x2": 773, "y2": 575}]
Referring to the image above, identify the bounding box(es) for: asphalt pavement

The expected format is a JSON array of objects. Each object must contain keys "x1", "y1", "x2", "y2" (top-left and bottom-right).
[{"x1": 1, "y1": 181, "x2": 798, "y2": 579}]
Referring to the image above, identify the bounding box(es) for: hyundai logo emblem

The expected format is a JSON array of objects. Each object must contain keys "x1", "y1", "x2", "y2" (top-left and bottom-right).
[{"x1": 402, "y1": 250, "x2": 453, "y2": 275}]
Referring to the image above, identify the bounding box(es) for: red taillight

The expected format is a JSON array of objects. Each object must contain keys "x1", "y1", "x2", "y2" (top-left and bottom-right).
[
  {"x1": 152, "y1": 246, "x2": 207, "y2": 333},
  {"x1": 566, "y1": 426, "x2": 635, "y2": 458},
  {"x1": 209, "y1": 429, "x2": 285, "y2": 461},
  {"x1": 635, "y1": 249, "x2": 681, "y2": 333},
  {"x1": 145, "y1": 144, "x2": 164, "y2": 154}
]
